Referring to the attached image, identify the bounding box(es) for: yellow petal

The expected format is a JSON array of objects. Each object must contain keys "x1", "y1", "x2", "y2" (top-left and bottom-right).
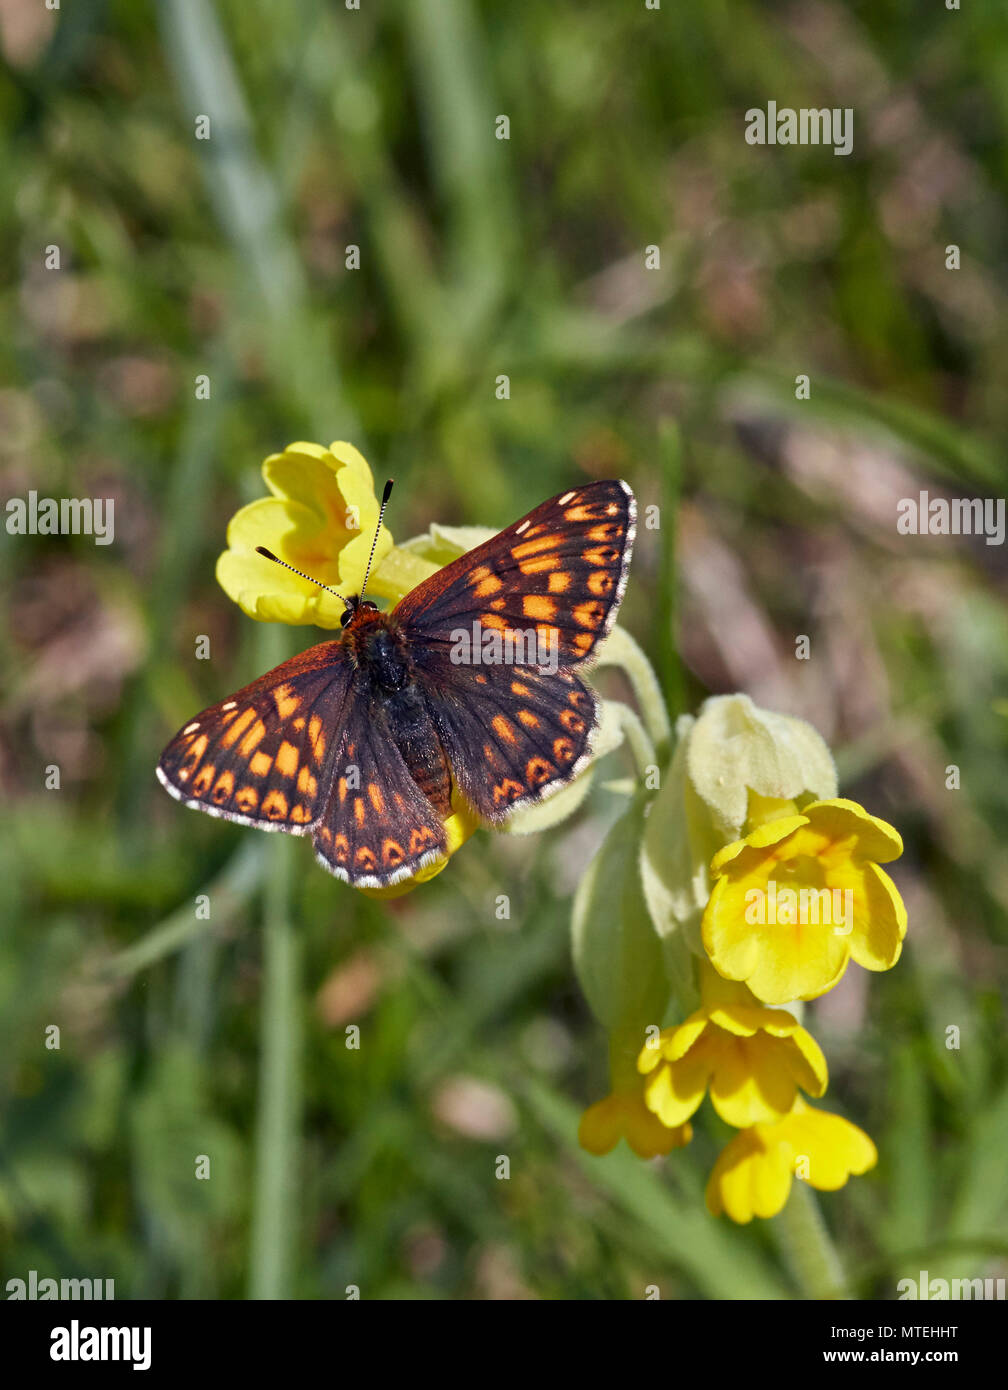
[
  {"x1": 783, "y1": 1100, "x2": 878, "y2": 1190},
  {"x1": 578, "y1": 1096, "x2": 625, "y2": 1156},
  {"x1": 642, "y1": 1053, "x2": 709, "y2": 1127},
  {"x1": 846, "y1": 862, "x2": 907, "y2": 972},
  {"x1": 709, "y1": 814, "x2": 807, "y2": 875},
  {"x1": 706, "y1": 1127, "x2": 793, "y2": 1223},
  {"x1": 216, "y1": 543, "x2": 349, "y2": 628},
  {"x1": 625, "y1": 1100, "x2": 693, "y2": 1157},
  {"x1": 803, "y1": 798, "x2": 904, "y2": 864},
  {"x1": 707, "y1": 1034, "x2": 803, "y2": 1127}
]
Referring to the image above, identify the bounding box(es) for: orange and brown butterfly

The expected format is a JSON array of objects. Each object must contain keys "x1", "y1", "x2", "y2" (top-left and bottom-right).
[{"x1": 156, "y1": 479, "x2": 636, "y2": 888}]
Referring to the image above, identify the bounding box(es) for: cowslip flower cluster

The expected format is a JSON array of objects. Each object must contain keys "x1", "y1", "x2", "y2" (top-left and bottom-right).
[
  {"x1": 213, "y1": 441, "x2": 633, "y2": 896},
  {"x1": 575, "y1": 694, "x2": 906, "y2": 1224}
]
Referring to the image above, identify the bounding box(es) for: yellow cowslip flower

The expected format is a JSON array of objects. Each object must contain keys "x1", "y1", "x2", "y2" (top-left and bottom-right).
[
  {"x1": 702, "y1": 798, "x2": 907, "y2": 1005},
  {"x1": 705, "y1": 1096, "x2": 878, "y2": 1223},
  {"x1": 637, "y1": 962, "x2": 827, "y2": 1129},
  {"x1": 578, "y1": 1090, "x2": 693, "y2": 1159},
  {"x1": 215, "y1": 440, "x2": 436, "y2": 626},
  {"x1": 579, "y1": 1030, "x2": 692, "y2": 1158}
]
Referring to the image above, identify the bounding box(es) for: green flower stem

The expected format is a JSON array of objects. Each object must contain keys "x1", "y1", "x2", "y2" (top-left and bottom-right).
[
  {"x1": 594, "y1": 626, "x2": 672, "y2": 763},
  {"x1": 608, "y1": 701, "x2": 657, "y2": 783},
  {"x1": 775, "y1": 1182, "x2": 851, "y2": 1299},
  {"x1": 249, "y1": 626, "x2": 302, "y2": 1300}
]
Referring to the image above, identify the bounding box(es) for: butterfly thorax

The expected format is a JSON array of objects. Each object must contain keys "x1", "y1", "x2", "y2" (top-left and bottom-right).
[
  {"x1": 343, "y1": 607, "x2": 453, "y2": 816},
  {"x1": 343, "y1": 607, "x2": 411, "y2": 692}
]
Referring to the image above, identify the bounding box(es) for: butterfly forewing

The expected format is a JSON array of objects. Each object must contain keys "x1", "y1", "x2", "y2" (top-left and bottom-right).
[
  {"x1": 394, "y1": 479, "x2": 635, "y2": 668},
  {"x1": 156, "y1": 642, "x2": 351, "y2": 832},
  {"x1": 394, "y1": 479, "x2": 634, "y2": 820}
]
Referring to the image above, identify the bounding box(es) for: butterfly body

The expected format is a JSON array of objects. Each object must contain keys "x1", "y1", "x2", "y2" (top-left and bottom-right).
[{"x1": 157, "y1": 479, "x2": 636, "y2": 887}]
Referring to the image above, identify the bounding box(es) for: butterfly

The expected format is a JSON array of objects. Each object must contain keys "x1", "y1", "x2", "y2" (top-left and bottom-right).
[{"x1": 156, "y1": 479, "x2": 636, "y2": 888}]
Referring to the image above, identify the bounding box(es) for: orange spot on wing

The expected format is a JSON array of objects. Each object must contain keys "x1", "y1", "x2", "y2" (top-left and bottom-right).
[
  {"x1": 522, "y1": 595, "x2": 556, "y2": 621},
  {"x1": 290, "y1": 804, "x2": 312, "y2": 824},
  {"x1": 235, "y1": 786, "x2": 259, "y2": 813},
  {"x1": 211, "y1": 771, "x2": 234, "y2": 803},
  {"x1": 587, "y1": 570, "x2": 614, "y2": 596},
  {"x1": 548, "y1": 571, "x2": 572, "y2": 593},
  {"x1": 308, "y1": 716, "x2": 325, "y2": 764},
  {"x1": 273, "y1": 684, "x2": 300, "y2": 719},
  {"x1": 474, "y1": 574, "x2": 503, "y2": 597},
  {"x1": 527, "y1": 756, "x2": 554, "y2": 785},
  {"x1": 572, "y1": 631, "x2": 594, "y2": 654},
  {"x1": 588, "y1": 522, "x2": 621, "y2": 542},
  {"x1": 220, "y1": 709, "x2": 255, "y2": 748},
  {"x1": 193, "y1": 763, "x2": 215, "y2": 795},
  {"x1": 517, "y1": 709, "x2": 539, "y2": 729},
  {"x1": 239, "y1": 720, "x2": 266, "y2": 756},
  {"x1": 512, "y1": 535, "x2": 560, "y2": 559},
  {"x1": 368, "y1": 784, "x2": 385, "y2": 814},
  {"x1": 518, "y1": 554, "x2": 560, "y2": 574},
  {"x1": 492, "y1": 715, "x2": 517, "y2": 744},
  {"x1": 275, "y1": 741, "x2": 299, "y2": 777},
  {"x1": 297, "y1": 765, "x2": 318, "y2": 797},
  {"x1": 262, "y1": 790, "x2": 288, "y2": 819},
  {"x1": 553, "y1": 737, "x2": 575, "y2": 763},
  {"x1": 572, "y1": 601, "x2": 604, "y2": 629},
  {"x1": 250, "y1": 751, "x2": 273, "y2": 778},
  {"x1": 354, "y1": 798, "x2": 365, "y2": 827},
  {"x1": 184, "y1": 733, "x2": 209, "y2": 765},
  {"x1": 409, "y1": 826, "x2": 437, "y2": 855},
  {"x1": 565, "y1": 503, "x2": 605, "y2": 522},
  {"x1": 511, "y1": 680, "x2": 531, "y2": 697},
  {"x1": 584, "y1": 547, "x2": 620, "y2": 566}
]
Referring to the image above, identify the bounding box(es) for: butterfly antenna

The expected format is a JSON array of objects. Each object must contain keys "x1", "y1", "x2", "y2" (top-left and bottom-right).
[
  {"x1": 358, "y1": 479, "x2": 393, "y2": 604},
  {"x1": 254, "y1": 547, "x2": 353, "y2": 616}
]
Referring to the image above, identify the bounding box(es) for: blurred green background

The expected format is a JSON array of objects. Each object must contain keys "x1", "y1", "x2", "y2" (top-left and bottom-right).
[{"x1": 2, "y1": 0, "x2": 1007, "y2": 1299}]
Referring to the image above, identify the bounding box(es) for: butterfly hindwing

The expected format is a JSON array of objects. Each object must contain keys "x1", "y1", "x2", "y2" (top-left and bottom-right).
[
  {"x1": 394, "y1": 479, "x2": 635, "y2": 667},
  {"x1": 420, "y1": 665, "x2": 598, "y2": 823},
  {"x1": 312, "y1": 694, "x2": 448, "y2": 886},
  {"x1": 156, "y1": 641, "x2": 351, "y2": 832}
]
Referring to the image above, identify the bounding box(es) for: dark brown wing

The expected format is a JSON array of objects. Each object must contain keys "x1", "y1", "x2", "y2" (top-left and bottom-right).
[{"x1": 156, "y1": 641, "x2": 351, "y2": 833}]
